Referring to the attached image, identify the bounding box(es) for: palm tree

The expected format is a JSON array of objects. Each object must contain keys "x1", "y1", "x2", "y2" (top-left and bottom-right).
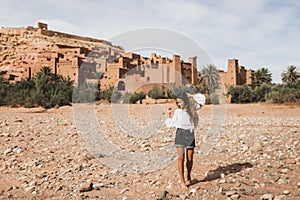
[
  {"x1": 201, "y1": 64, "x2": 220, "y2": 93},
  {"x1": 281, "y1": 65, "x2": 300, "y2": 84},
  {"x1": 40, "y1": 66, "x2": 52, "y2": 76},
  {"x1": 251, "y1": 67, "x2": 272, "y2": 87}
]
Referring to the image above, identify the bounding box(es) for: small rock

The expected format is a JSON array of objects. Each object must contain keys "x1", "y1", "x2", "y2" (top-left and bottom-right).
[
  {"x1": 157, "y1": 190, "x2": 168, "y2": 200},
  {"x1": 297, "y1": 182, "x2": 300, "y2": 188},
  {"x1": 189, "y1": 188, "x2": 197, "y2": 195},
  {"x1": 233, "y1": 182, "x2": 241, "y2": 187},
  {"x1": 78, "y1": 181, "x2": 93, "y2": 193},
  {"x1": 166, "y1": 193, "x2": 173, "y2": 199},
  {"x1": 231, "y1": 194, "x2": 240, "y2": 200},
  {"x1": 260, "y1": 193, "x2": 275, "y2": 200},
  {"x1": 120, "y1": 188, "x2": 129, "y2": 195},
  {"x1": 3, "y1": 148, "x2": 12, "y2": 156},
  {"x1": 243, "y1": 188, "x2": 253, "y2": 195},
  {"x1": 93, "y1": 183, "x2": 104, "y2": 190},
  {"x1": 219, "y1": 179, "x2": 226, "y2": 184},
  {"x1": 24, "y1": 186, "x2": 35, "y2": 193},
  {"x1": 285, "y1": 159, "x2": 296, "y2": 164},
  {"x1": 282, "y1": 190, "x2": 290, "y2": 195},
  {"x1": 274, "y1": 195, "x2": 286, "y2": 200},
  {"x1": 226, "y1": 190, "x2": 237, "y2": 197},
  {"x1": 277, "y1": 178, "x2": 287, "y2": 185},
  {"x1": 280, "y1": 169, "x2": 289, "y2": 174},
  {"x1": 179, "y1": 193, "x2": 188, "y2": 200}
]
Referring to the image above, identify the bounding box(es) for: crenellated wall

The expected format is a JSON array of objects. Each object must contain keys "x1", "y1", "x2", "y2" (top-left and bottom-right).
[
  {"x1": 219, "y1": 59, "x2": 253, "y2": 90},
  {"x1": 100, "y1": 52, "x2": 199, "y2": 93}
]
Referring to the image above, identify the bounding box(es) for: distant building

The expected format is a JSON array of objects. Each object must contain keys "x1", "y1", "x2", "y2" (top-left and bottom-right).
[
  {"x1": 219, "y1": 59, "x2": 253, "y2": 90},
  {"x1": 25, "y1": 45, "x2": 97, "y2": 86},
  {"x1": 100, "y1": 52, "x2": 198, "y2": 93},
  {"x1": 0, "y1": 22, "x2": 123, "y2": 84}
]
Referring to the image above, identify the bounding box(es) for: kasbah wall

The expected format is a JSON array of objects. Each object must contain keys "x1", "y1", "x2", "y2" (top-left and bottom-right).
[
  {"x1": 0, "y1": 22, "x2": 252, "y2": 92},
  {"x1": 100, "y1": 54, "x2": 253, "y2": 93},
  {"x1": 0, "y1": 22, "x2": 123, "y2": 85},
  {"x1": 219, "y1": 59, "x2": 253, "y2": 90},
  {"x1": 100, "y1": 53, "x2": 198, "y2": 93}
]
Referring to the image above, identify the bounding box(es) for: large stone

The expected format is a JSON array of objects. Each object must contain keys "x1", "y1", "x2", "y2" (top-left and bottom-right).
[{"x1": 78, "y1": 181, "x2": 93, "y2": 193}]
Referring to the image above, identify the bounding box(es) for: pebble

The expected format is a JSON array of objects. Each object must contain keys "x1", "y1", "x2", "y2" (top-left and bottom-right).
[
  {"x1": 243, "y1": 188, "x2": 253, "y2": 195},
  {"x1": 157, "y1": 190, "x2": 168, "y2": 200},
  {"x1": 3, "y1": 148, "x2": 12, "y2": 156},
  {"x1": 78, "y1": 181, "x2": 93, "y2": 193},
  {"x1": 274, "y1": 195, "x2": 286, "y2": 200},
  {"x1": 282, "y1": 190, "x2": 290, "y2": 195},
  {"x1": 230, "y1": 194, "x2": 240, "y2": 200},
  {"x1": 260, "y1": 194, "x2": 275, "y2": 200},
  {"x1": 226, "y1": 190, "x2": 237, "y2": 197},
  {"x1": 189, "y1": 188, "x2": 197, "y2": 195},
  {"x1": 120, "y1": 188, "x2": 129, "y2": 195}
]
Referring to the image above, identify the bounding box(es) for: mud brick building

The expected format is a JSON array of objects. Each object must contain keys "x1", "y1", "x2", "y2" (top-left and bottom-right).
[
  {"x1": 100, "y1": 53, "x2": 198, "y2": 93},
  {"x1": 219, "y1": 59, "x2": 253, "y2": 90},
  {"x1": 0, "y1": 22, "x2": 123, "y2": 85}
]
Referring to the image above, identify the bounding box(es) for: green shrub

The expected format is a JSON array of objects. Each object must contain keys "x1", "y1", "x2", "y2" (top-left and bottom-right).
[
  {"x1": 129, "y1": 92, "x2": 146, "y2": 104},
  {"x1": 148, "y1": 86, "x2": 165, "y2": 99},
  {"x1": 253, "y1": 83, "x2": 271, "y2": 102},
  {"x1": 266, "y1": 84, "x2": 300, "y2": 103},
  {"x1": 227, "y1": 84, "x2": 254, "y2": 103}
]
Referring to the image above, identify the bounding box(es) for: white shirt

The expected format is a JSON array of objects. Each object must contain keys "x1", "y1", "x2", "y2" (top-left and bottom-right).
[{"x1": 165, "y1": 109, "x2": 194, "y2": 130}]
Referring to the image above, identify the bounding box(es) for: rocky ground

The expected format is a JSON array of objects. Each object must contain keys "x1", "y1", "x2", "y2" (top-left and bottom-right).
[{"x1": 0, "y1": 103, "x2": 299, "y2": 200}]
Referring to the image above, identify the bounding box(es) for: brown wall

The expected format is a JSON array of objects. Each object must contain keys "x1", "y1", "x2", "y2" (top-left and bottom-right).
[
  {"x1": 100, "y1": 53, "x2": 198, "y2": 93},
  {"x1": 220, "y1": 59, "x2": 252, "y2": 90}
]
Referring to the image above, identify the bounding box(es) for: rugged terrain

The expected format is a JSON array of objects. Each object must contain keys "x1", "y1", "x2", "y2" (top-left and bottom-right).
[{"x1": 0, "y1": 103, "x2": 299, "y2": 200}]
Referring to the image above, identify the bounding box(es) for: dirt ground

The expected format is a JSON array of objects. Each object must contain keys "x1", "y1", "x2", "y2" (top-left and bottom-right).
[{"x1": 0, "y1": 103, "x2": 299, "y2": 200}]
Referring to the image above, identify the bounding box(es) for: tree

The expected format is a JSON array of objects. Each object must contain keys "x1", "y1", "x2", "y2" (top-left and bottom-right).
[
  {"x1": 201, "y1": 65, "x2": 220, "y2": 93},
  {"x1": 251, "y1": 67, "x2": 272, "y2": 87},
  {"x1": 0, "y1": 73, "x2": 8, "y2": 106},
  {"x1": 281, "y1": 65, "x2": 300, "y2": 84},
  {"x1": 33, "y1": 66, "x2": 73, "y2": 108}
]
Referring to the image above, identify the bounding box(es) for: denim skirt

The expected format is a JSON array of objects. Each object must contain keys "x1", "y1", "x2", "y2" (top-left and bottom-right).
[{"x1": 175, "y1": 128, "x2": 195, "y2": 149}]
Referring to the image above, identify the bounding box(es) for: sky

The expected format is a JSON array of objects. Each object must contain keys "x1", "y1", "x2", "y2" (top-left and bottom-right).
[{"x1": 1, "y1": 0, "x2": 299, "y2": 83}]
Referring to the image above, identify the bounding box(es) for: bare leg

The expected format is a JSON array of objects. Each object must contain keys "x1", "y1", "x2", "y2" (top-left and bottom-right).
[
  {"x1": 177, "y1": 147, "x2": 188, "y2": 190},
  {"x1": 186, "y1": 148, "x2": 194, "y2": 186}
]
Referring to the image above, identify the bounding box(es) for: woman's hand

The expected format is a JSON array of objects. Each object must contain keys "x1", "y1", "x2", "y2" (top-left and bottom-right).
[{"x1": 167, "y1": 107, "x2": 172, "y2": 118}]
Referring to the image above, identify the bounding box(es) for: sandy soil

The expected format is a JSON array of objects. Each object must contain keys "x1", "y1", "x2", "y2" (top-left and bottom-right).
[{"x1": 0, "y1": 103, "x2": 299, "y2": 200}]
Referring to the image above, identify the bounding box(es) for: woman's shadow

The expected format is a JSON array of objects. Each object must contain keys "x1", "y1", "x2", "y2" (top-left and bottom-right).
[{"x1": 189, "y1": 162, "x2": 253, "y2": 186}]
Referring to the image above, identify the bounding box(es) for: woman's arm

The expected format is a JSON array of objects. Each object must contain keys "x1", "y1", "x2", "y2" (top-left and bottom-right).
[{"x1": 165, "y1": 108, "x2": 179, "y2": 128}]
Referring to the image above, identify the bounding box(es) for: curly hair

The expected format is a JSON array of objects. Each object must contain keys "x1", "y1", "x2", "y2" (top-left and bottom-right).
[{"x1": 176, "y1": 91, "x2": 199, "y2": 128}]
